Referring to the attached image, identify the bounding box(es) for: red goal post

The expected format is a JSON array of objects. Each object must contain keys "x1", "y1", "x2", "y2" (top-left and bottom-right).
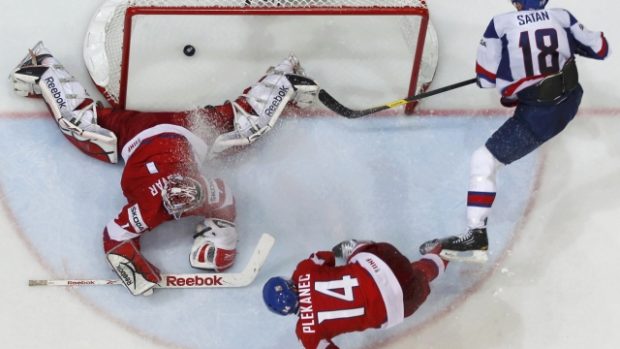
[{"x1": 84, "y1": 0, "x2": 438, "y2": 114}]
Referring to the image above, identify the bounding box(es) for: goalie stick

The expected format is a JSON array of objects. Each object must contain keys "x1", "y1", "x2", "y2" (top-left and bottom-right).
[
  {"x1": 29, "y1": 233, "x2": 275, "y2": 289},
  {"x1": 318, "y1": 78, "x2": 477, "y2": 118}
]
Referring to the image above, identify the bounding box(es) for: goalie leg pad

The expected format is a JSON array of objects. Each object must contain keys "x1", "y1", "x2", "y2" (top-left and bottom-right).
[
  {"x1": 40, "y1": 68, "x2": 118, "y2": 163},
  {"x1": 11, "y1": 42, "x2": 118, "y2": 163},
  {"x1": 208, "y1": 55, "x2": 318, "y2": 158},
  {"x1": 209, "y1": 74, "x2": 295, "y2": 157},
  {"x1": 245, "y1": 73, "x2": 294, "y2": 125},
  {"x1": 105, "y1": 234, "x2": 161, "y2": 296},
  {"x1": 190, "y1": 218, "x2": 238, "y2": 272}
]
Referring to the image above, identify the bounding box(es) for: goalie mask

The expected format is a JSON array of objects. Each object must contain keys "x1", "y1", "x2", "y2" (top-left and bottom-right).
[
  {"x1": 263, "y1": 277, "x2": 299, "y2": 316},
  {"x1": 162, "y1": 174, "x2": 205, "y2": 220},
  {"x1": 511, "y1": 0, "x2": 548, "y2": 10}
]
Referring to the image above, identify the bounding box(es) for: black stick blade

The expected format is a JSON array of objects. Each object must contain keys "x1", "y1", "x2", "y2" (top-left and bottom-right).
[{"x1": 318, "y1": 90, "x2": 387, "y2": 118}]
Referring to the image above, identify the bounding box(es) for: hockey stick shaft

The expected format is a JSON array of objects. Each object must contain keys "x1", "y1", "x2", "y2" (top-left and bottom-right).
[
  {"x1": 29, "y1": 233, "x2": 275, "y2": 289},
  {"x1": 318, "y1": 78, "x2": 477, "y2": 118}
]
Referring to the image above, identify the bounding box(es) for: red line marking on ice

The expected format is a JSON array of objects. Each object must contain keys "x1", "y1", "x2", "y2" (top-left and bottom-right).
[
  {"x1": 1, "y1": 107, "x2": 620, "y2": 119},
  {"x1": 0, "y1": 111, "x2": 49, "y2": 119}
]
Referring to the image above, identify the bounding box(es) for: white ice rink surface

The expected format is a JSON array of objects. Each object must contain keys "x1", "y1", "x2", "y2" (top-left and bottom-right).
[{"x1": 1, "y1": 1, "x2": 619, "y2": 348}]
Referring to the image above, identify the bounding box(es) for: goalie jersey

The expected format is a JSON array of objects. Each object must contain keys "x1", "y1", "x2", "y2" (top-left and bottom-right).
[{"x1": 476, "y1": 8, "x2": 609, "y2": 97}]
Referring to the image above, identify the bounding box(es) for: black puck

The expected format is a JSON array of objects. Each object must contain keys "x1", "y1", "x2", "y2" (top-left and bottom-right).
[{"x1": 183, "y1": 45, "x2": 196, "y2": 57}]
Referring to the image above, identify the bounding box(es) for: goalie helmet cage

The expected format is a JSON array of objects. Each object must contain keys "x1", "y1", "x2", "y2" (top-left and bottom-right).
[{"x1": 84, "y1": 0, "x2": 438, "y2": 114}]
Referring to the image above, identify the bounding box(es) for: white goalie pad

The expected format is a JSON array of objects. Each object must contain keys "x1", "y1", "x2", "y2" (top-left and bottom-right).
[
  {"x1": 39, "y1": 68, "x2": 119, "y2": 164},
  {"x1": 11, "y1": 42, "x2": 119, "y2": 163},
  {"x1": 243, "y1": 72, "x2": 294, "y2": 132},
  {"x1": 209, "y1": 72, "x2": 295, "y2": 158}
]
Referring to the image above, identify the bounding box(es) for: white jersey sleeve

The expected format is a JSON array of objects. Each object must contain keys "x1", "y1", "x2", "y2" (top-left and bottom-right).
[
  {"x1": 475, "y1": 8, "x2": 609, "y2": 97},
  {"x1": 555, "y1": 9, "x2": 610, "y2": 60}
]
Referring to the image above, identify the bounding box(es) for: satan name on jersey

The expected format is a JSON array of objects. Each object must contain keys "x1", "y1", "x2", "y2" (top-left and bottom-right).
[{"x1": 517, "y1": 11, "x2": 550, "y2": 26}]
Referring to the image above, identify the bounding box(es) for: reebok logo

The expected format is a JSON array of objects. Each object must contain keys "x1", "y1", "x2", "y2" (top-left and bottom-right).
[
  {"x1": 118, "y1": 262, "x2": 136, "y2": 286},
  {"x1": 44, "y1": 76, "x2": 67, "y2": 109},
  {"x1": 166, "y1": 275, "x2": 223, "y2": 287},
  {"x1": 264, "y1": 86, "x2": 290, "y2": 117},
  {"x1": 67, "y1": 280, "x2": 95, "y2": 285}
]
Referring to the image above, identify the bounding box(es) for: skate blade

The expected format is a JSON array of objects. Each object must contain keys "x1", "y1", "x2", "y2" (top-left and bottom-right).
[{"x1": 440, "y1": 249, "x2": 488, "y2": 263}]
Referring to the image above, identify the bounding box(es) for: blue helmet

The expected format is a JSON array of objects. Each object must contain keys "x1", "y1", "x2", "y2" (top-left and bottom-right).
[
  {"x1": 262, "y1": 276, "x2": 299, "y2": 316},
  {"x1": 512, "y1": 0, "x2": 548, "y2": 10}
]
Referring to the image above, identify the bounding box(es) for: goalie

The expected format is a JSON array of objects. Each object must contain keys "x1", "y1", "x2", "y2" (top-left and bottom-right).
[{"x1": 10, "y1": 41, "x2": 319, "y2": 296}]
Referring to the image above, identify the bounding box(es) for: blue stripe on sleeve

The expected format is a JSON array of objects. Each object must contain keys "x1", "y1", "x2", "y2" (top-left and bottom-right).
[
  {"x1": 496, "y1": 36, "x2": 514, "y2": 81},
  {"x1": 483, "y1": 19, "x2": 499, "y2": 39},
  {"x1": 566, "y1": 10, "x2": 578, "y2": 26}
]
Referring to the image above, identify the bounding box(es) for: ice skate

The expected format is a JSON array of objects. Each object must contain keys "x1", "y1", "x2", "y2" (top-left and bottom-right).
[
  {"x1": 419, "y1": 227, "x2": 488, "y2": 263},
  {"x1": 332, "y1": 239, "x2": 372, "y2": 260}
]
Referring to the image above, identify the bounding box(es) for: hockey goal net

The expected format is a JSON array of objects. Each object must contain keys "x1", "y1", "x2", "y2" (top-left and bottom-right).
[{"x1": 84, "y1": 0, "x2": 437, "y2": 114}]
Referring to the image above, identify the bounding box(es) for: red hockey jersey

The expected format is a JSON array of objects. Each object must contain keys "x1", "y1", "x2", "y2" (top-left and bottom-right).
[
  {"x1": 100, "y1": 109, "x2": 235, "y2": 244},
  {"x1": 292, "y1": 251, "x2": 406, "y2": 349}
]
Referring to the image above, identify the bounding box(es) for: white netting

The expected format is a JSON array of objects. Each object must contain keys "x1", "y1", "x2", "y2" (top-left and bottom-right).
[{"x1": 84, "y1": 0, "x2": 430, "y2": 109}]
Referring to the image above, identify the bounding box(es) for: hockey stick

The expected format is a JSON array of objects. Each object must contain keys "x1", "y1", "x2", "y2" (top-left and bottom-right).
[
  {"x1": 29, "y1": 233, "x2": 275, "y2": 289},
  {"x1": 318, "y1": 78, "x2": 477, "y2": 118}
]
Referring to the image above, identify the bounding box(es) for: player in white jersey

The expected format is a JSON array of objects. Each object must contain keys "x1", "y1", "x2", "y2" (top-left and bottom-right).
[{"x1": 420, "y1": 0, "x2": 609, "y2": 261}]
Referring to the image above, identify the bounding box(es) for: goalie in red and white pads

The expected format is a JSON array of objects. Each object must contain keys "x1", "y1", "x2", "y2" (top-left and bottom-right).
[{"x1": 10, "y1": 41, "x2": 319, "y2": 296}]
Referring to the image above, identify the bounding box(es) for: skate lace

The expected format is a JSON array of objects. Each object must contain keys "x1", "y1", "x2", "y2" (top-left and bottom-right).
[{"x1": 455, "y1": 230, "x2": 474, "y2": 244}]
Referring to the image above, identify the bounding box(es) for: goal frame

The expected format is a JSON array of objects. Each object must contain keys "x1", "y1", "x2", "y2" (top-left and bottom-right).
[{"x1": 88, "y1": 3, "x2": 431, "y2": 114}]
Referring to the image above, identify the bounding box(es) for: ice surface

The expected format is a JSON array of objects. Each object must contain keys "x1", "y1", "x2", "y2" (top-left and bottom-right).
[{"x1": 1, "y1": 0, "x2": 619, "y2": 348}]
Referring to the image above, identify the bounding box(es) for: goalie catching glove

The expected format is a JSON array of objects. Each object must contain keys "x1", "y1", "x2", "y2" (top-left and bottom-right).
[
  {"x1": 190, "y1": 218, "x2": 238, "y2": 271},
  {"x1": 209, "y1": 55, "x2": 319, "y2": 157}
]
